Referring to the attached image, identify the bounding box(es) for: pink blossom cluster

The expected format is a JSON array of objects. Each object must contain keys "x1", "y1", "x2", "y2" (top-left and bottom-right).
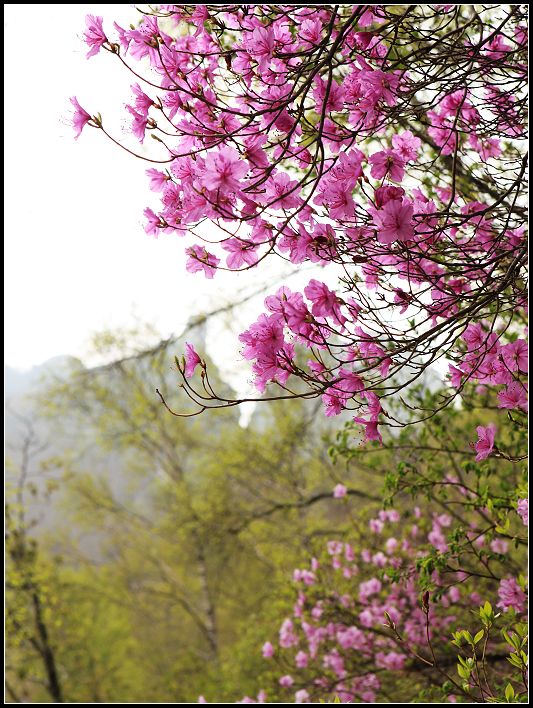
[
  {"x1": 72, "y1": 7, "x2": 527, "y2": 443},
  {"x1": 252, "y1": 500, "x2": 521, "y2": 703},
  {"x1": 449, "y1": 324, "x2": 528, "y2": 409},
  {"x1": 72, "y1": 9, "x2": 528, "y2": 703},
  {"x1": 497, "y1": 577, "x2": 527, "y2": 614},
  {"x1": 451, "y1": 323, "x2": 528, "y2": 461},
  {"x1": 517, "y1": 498, "x2": 528, "y2": 526}
]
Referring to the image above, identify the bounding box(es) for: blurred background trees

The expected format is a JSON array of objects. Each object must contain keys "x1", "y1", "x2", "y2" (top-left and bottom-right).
[
  {"x1": 5, "y1": 323, "x2": 526, "y2": 702},
  {"x1": 5, "y1": 324, "x2": 375, "y2": 702}
]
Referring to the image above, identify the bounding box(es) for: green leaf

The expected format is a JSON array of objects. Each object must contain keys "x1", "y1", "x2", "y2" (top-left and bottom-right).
[
  {"x1": 462, "y1": 630, "x2": 474, "y2": 645},
  {"x1": 507, "y1": 654, "x2": 523, "y2": 668},
  {"x1": 473, "y1": 629, "x2": 485, "y2": 644},
  {"x1": 457, "y1": 663, "x2": 470, "y2": 680},
  {"x1": 505, "y1": 683, "x2": 515, "y2": 702}
]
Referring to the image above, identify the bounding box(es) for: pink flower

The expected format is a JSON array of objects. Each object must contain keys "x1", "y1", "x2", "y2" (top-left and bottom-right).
[
  {"x1": 190, "y1": 5, "x2": 209, "y2": 35},
  {"x1": 361, "y1": 549, "x2": 372, "y2": 563},
  {"x1": 264, "y1": 172, "x2": 303, "y2": 210},
  {"x1": 473, "y1": 424, "x2": 496, "y2": 461},
  {"x1": 354, "y1": 416, "x2": 383, "y2": 444},
  {"x1": 369, "y1": 518, "x2": 384, "y2": 534},
  {"x1": 295, "y1": 651, "x2": 308, "y2": 668},
  {"x1": 393, "y1": 288, "x2": 412, "y2": 314},
  {"x1": 462, "y1": 322, "x2": 486, "y2": 351},
  {"x1": 113, "y1": 21, "x2": 131, "y2": 52},
  {"x1": 490, "y1": 539, "x2": 508, "y2": 554},
  {"x1": 369, "y1": 149, "x2": 406, "y2": 182},
  {"x1": 305, "y1": 279, "x2": 345, "y2": 323},
  {"x1": 143, "y1": 208, "x2": 160, "y2": 236},
  {"x1": 252, "y1": 345, "x2": 294, "y2": 392},
  {"x1": 380, "y1": 509, "x2": 400, "y2": 523},
  {"x1": 293, "y1": 569, "x2": 316, "y2": 586},
  {"x1": 363, "y1": 69, "x2": 400, "y2": 106},
  {"x1": 146, "y1": 169, "x2": 169, "y2": 192},
  {"x1": 184, "y1": 343, "x2": 202, "y2": 378},
  {"x1": 359, "y1": 578, "x2": 382, "y2": 603},
  {"x1": 279, "y1": 676, "x2": 293, "y2": 688},
  {"x1": 131, "y1": 83, "x2": 153, "y2": 116},
  {"x1": 313, "y1": 76, "x2": 346, "y2": 113},
  {"x1": 322, "y1": 369, "x2": 364, "y2": 416},
  {"x1": 359, "y1": 608, "x2": 375, "y2": 627},
  {"x1": 333, "y1": 484, "x2": 347, "y2": 498},
  {"x1": 239, "y1": 313, "x2": 285, "y2": 360},
  {"x1": 497, "y1": 577, "x2": 526, "y2": 613},
  {"x1": 245, "y1": 26, "x2": 275, "y2": 70},
  {"x1": 428, "y1": 527, "x2": 448, "y2": 554},
  {"x1": 374, "y1": 199, "x2": 414, "y2": 244},
  {"x1": 314, "y1": 180, "x2": 355, "y2": 220},
  {"x1": 517, "y1": 499, "x2": 528, "y2": 526},
  {"x1": 374, "y1": 185, "x2": 405, "y2": 208},
  {"x1": 221, "y1": 238, "x2": 258, "y2": 270},
  {"x1": 185, "y1": 245, "x2": 220, "y2": 279},
  {"x1": 299, "y1": 18, "x2": 322, "y2": 46},
  {"x1": 385, "y1": 537, "x2": 399, "y2": 554},
  {"x1": 70, "y1": 97, "x2": 92, "y2": 139},
  {"x1": 126, "y1": 15, "x2": 163, "y2": 62},
  {"x1": 448, "y1": 365, "x2": 464, "y2": 388},
  {"x1": 327, "y1": 540, "x2": 343, "y2": 556},
  {"x1": 391, "y1": 130, "x2": 421, "y2": 161},
  {"x1": 427, "y1": 110, "x2": 457, "y2": 155},
  {"x1": 497, "y1": 382, "x2": 528, "y2": 411},
  {"x1": 262, "y1": 641, "x2": 274, "y2": 658},
  {"x1": 83, "y1": 14, "x2": 107, "y2": 58},
  {"x1": 448, "y1": 587, "x2": 461, "y2": 603},
  {"x1": 501, "y1": 339, "x2": 528, "y2": 373},
  {"x1": 202, "y1": 146, "x2": 248, "y2": 194},
  {"x1": 126, "y1": 104, "x2": 148, "y2": 143},
  {"x1": 376, "y1": 651, "x2": 406, "y2": 671},
  {"x1": 372, "y1": 551, "x2": 387, "y2": 567},
  {"x1": 331, "y1": 149, "x2": 365, "y2": 183},
  {"x1": 243, "y1": 135, "x2": 269, "y2": 170},
  {"x1": 470, "y1": 134, "x2": 502, "y2": 160},
  {"x1": 279, "y1": 618, "x2": 298, "y2": 648},
  {"x1": 295, "y1": 690, "x2": 310, "y2": 703}
]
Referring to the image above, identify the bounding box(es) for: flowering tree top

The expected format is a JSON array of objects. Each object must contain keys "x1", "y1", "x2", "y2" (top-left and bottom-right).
[{"x1": 72, "y1": 4, "x2": 528, "y2": 439}]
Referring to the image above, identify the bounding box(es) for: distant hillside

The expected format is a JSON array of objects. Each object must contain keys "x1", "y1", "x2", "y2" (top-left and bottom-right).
[
  {"x1": 5, "y1": 357, "x2": 80, "y2": 531},
  {"x1": 6, "y1": 356, "x2": 77, "y2": 399},
  {"x1": 4, "y1": 324, "x2": 212, "y2": 540}
]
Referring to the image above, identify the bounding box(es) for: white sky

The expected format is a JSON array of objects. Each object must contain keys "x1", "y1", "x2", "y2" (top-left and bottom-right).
[{"x1": 4, "y1": 4, "x2": 320, "y2": 395}]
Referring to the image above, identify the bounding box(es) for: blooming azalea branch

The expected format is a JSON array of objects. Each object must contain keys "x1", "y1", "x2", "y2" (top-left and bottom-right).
[{"x1": 71, "y1": 6, "x2": 527, "y2": 702}]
